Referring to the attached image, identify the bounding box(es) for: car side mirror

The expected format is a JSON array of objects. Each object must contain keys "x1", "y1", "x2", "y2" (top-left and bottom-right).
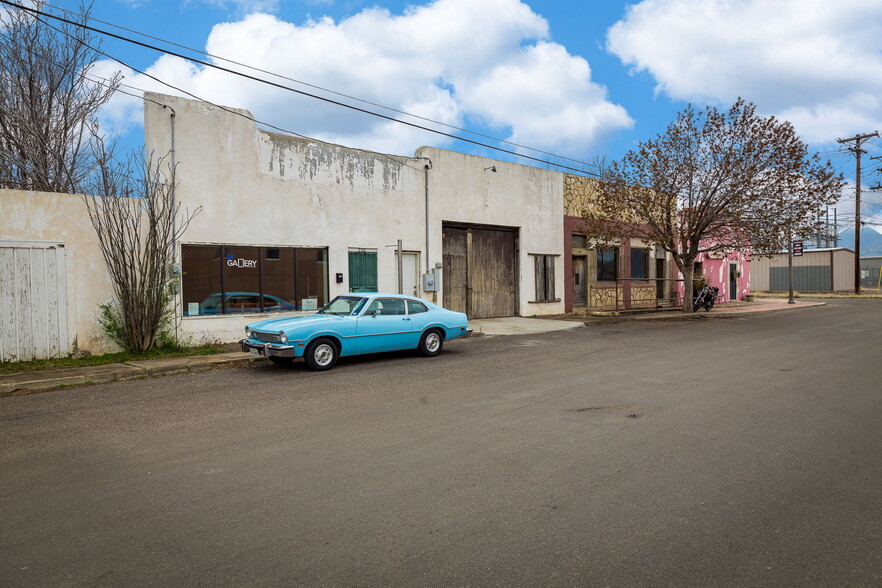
[{"x1": 371, "y1": 310, "x2": 381, "y2": 317}]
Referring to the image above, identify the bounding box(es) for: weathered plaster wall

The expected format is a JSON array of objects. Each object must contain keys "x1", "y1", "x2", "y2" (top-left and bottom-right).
[
  {"x1": 144, "y1": 92, "x2": 429, "y2": 342},
  {"x1": 144, "y1": 92, "x2": 566, "y2": 342},
  {"x1": 416, "y1": 147, "x2": 565, "y2": 316},
  {"x1": 1, "y1": 189, "x2": 116, "y2": 354}
]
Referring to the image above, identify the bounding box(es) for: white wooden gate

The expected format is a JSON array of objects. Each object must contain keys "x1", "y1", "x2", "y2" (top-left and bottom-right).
[{"x1": 0, "y1": 241, "x2": 69, "y2": 362}]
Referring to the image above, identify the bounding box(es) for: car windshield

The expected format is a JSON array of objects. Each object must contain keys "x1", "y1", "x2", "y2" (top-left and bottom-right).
[{"x1": 320, "y1": 296, "x2": 367, "y2": 315}]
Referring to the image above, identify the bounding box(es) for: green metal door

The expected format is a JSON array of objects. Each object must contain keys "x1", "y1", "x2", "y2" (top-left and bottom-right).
[{"x1": 348, "y1": 251, "x2": 378, "y2": 292}]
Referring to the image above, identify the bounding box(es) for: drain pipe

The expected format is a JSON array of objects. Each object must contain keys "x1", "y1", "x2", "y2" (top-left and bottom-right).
[
  {"x1": 422, "y1": 157, "x2": 432, "y2": 274},
  {"x1": 163, "y1": 104, "x2": 179, "y2": 342}
]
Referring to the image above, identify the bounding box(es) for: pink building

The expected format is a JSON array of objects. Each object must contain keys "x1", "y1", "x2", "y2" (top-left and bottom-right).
[{"x1": 680, "y1": 248, "x2": 752, "y2": 303}]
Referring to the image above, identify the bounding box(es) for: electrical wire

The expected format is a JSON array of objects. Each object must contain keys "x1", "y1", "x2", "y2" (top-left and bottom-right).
[
  {"x1": 0, "y1": 17, "x2": 436, "y2": 174},
  {"x1": 0, "y1": 0, "x2": 601, "y2": 177},
  {"x1": 39, "y1": 0, "x2": 605, "y2": 173}
]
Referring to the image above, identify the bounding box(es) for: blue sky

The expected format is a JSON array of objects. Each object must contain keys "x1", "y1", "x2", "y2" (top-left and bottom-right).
[{"x1": 31, "y1": 0, "x2": 882, "y2": 230}]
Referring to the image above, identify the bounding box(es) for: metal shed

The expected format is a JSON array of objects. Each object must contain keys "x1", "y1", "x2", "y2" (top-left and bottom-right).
[{"x1": 750, "y1": 248, "x2": 855, "y2": 292}]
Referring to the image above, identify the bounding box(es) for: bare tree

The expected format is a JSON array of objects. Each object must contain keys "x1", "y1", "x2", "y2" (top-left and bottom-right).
[
  {"x1": 83, "y1": 145, "x2": 200, "y2": 351},
  {"x1": 582, "y1": 99, "x2": 843, "y2": 311},
  {"x1": 0, "y1": 1, "x2": 120, "y2": 192}
]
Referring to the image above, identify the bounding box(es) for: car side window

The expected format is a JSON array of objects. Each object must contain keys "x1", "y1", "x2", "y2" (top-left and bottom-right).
[
  {"x1": 384, "y1": 298, "x2": 407, "y2": 315},
  {"x1": 407, "y1": 300, "x2": 428, "y2": 314},
  {"x1": 366, "y1": 298, "x2": 407, "y2": 315}
]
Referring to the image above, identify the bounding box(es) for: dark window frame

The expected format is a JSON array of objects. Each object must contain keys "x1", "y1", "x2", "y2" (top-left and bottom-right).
[
  {"x1": 631, "y1": 248, "x2": 649, "y2": 280},
  {"x1": 596, "y1": 247, "x2": 618, "y2": 282},
  {"x1": 181, "y1": 244, "x2": 328, "y2": 316}
]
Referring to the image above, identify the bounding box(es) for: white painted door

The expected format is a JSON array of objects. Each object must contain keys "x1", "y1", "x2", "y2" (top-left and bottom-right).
[
  {"x1": 396, "y1": 252, "x2": 420, "y2": 296},
  {"x1": 0, "y1": 241, "x2": 69, "y2": 361}
]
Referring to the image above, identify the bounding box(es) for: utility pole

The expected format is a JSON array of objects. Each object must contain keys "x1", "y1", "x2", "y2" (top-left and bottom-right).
[{"x1": 837, "y1": 131, "x2": 879, "y2": 294}]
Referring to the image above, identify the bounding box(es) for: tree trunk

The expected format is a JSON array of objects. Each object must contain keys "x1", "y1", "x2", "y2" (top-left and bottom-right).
[{"x1": 675, "y1": 255, "x2": 697, "y2": 313}]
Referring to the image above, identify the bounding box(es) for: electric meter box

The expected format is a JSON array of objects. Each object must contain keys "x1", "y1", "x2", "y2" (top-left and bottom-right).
[{"x1": 422, "y1": 272, "x2": 437, "y2": 292}]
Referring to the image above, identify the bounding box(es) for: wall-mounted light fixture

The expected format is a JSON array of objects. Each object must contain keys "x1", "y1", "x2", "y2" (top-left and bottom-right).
[{"x1": 483, "y1": 166, "x2": 497, "y2": 173}]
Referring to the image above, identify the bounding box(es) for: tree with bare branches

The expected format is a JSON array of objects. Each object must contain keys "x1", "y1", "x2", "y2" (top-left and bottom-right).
[
  {"x1": 83, "y1": 147, "x2": 200, "y2": 352},
  {"x1": 0, "y1": 0, "x2": 120, "y2": 192},
  {"x1": 581, "y1": 99, "x2": 843, "y2": 311}
]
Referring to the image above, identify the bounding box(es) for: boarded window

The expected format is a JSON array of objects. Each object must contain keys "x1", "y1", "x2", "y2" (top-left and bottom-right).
[
  {"x1": 533, "y1": 255, "x2": 556, "y2": 302},
  {"x1": 348, "y1": 250, "x2": 378, "y2": 293}
]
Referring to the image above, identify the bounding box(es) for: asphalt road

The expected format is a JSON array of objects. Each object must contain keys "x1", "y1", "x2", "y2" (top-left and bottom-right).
[{"x1": 2, "y1": 299, "x2": 881, "y2": 586}]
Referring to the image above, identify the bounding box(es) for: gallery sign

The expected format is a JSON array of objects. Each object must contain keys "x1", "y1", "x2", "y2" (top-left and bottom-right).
[{"x1": 226, "y1": 254, "x2": 257, "y2": 268}]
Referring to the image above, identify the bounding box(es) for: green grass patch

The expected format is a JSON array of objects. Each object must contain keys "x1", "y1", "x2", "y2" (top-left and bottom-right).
[{"x1": 0, "y1": 342, "x2": 233, "y2": 376}]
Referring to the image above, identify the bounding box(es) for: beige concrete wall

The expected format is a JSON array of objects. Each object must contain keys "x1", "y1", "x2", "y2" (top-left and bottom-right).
[
  {"x1": 1, "y1": 189, "x2": 116, "y2": 354},
  {"x1": 415, "y1": 147, "x2": 565, "y2": 316}
]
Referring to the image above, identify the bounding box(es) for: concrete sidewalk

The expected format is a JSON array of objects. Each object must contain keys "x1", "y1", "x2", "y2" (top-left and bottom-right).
[
  {"x1": 0, "y1": 298, "x2": 825, "y2": 395},
  {"x1": 581, "y1": 297, "x2": 826, "y2": 324}
]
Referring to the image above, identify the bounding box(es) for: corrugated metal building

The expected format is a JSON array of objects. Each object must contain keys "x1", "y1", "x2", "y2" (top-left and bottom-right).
[
  {"x1": 860, "y1": 256, "x2": 882, "y2": 290},
  {"x1": 751, "y1": 248, "x2": 855, "y2": 291}
]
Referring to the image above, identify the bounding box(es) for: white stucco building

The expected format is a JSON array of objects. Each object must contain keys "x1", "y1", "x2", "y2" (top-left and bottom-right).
[{"x1": 1, "y1": 92, "x2": 566, "y2": 359}]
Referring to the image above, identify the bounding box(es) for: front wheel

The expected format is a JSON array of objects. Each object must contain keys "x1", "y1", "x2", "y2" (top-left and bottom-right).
[
  {"x1": 304, "y1": 338, "x2": 338, "y2": 371},
  {"x1": 418, "y1": 329, "x2": 444, "y2": 357}
]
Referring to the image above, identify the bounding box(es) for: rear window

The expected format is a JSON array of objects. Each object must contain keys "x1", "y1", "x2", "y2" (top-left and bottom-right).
[{"x1": 407, "y1": 300, "x2": 428, "y2": 314}]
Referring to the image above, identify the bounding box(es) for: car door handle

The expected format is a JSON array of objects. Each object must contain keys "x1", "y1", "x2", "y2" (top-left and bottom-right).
[{"x1": 403, "y1": 317, "x2": 411, "y2": 321}]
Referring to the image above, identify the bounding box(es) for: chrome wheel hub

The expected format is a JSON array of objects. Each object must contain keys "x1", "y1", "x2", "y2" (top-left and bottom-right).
[{"x1": 314, "y1": 344, "x2": 334, "y2": 366}]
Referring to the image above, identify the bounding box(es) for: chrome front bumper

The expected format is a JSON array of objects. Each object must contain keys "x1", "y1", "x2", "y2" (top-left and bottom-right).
[{"x1": 239, "y1": 339, "x2": 296, "y2": 358}]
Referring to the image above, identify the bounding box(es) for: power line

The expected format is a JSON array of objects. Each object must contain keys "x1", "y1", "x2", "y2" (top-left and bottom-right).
[
  {"x1": 39, "y1": 1, "x2": 604, "y2": 173},
  {"x1": 0, "y1": 20, "x2": 436, "y2": 177},
  {"x1": 838, "y1": 130, "x2": 880, "y2": 292},
  {"x1": 0, "y1": 0, "x2": 601, "y2": 177}
]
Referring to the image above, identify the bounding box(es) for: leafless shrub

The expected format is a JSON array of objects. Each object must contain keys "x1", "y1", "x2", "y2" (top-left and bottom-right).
[{"x1": 83, "y1": 143, "x2": 201, "y2": 351}]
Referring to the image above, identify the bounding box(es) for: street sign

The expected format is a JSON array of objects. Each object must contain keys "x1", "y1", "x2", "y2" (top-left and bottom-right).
[{"x1": 793, "y1": 241, "x2": 803, "y2": 256}]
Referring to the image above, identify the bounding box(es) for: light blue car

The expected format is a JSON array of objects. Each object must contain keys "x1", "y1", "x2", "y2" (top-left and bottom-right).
[{"x1": 239, "y1": 293, "x2": 472, "y2": 371}]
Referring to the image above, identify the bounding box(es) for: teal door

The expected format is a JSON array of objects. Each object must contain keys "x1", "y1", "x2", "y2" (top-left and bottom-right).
[
  {"x1": 348, "y1": 251, "x2": 378, "y2": 292},
  {"x1": 356, "y1": 297, "x2": 416, "y2": 352}
]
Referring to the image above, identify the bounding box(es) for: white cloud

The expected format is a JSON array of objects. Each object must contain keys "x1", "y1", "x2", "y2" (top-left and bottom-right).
[
  {"x1": 99, "y1": 0, "x2": 631, "y2": 157},
  {"x1": 185, "y1": 0, "x2": 282, "y2": 15},
  {"x1": 606, "y1": 0, "x2": 882, "y2": 144}
]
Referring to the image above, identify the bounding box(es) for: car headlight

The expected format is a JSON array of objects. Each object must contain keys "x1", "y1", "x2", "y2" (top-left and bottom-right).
[
  {"x1": 279, "y1": 331, "x2": 288, "y2": 344},
  {"x1": 245, "y1": 327, "x2": 253, "y2": 339}
]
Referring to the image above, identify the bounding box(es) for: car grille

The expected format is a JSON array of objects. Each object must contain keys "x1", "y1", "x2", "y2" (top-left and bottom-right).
[{"x1": 252, "y1": 331, "x2": 281, "y2": 343}]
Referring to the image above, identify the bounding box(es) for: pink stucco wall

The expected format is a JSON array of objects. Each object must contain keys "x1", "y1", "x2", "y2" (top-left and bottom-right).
[{"x1": 678, "y1": 249, "x2": 752, "y2": 303}]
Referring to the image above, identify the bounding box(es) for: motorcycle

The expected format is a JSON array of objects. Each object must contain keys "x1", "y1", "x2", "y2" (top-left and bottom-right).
[{"x1": 692, "y1": 284, "x2": 720, "y2": 312}]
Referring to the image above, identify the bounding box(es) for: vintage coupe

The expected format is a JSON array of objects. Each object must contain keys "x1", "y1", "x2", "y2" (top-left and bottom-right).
[{"x1": 239, "y1": 293, "x2": 471, "y2": 370}]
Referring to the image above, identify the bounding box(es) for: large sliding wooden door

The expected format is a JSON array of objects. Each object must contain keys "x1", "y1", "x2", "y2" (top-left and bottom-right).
[{"x1": 442, "y1": 224, "x2": 517, "y2": 318}]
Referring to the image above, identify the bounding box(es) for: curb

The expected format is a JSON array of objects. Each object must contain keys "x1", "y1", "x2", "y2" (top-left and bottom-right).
[{"x1": 1, "y1": 354, "x2": 267, "y2": 396}]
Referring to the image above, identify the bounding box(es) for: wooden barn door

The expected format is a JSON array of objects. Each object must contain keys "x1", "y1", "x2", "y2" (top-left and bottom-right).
[
  {"x1": 0, "y1": 241, "x2": 69, "y2": 362},
  {"x1": 442, "y1": 224, "x2": 517, "y2": 319}
]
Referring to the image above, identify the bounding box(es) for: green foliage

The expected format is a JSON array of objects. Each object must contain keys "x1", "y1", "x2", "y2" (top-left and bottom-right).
[
  {"x1": 97, "y1": 288, "x2": 179, "y2": 352},
  {"x1": 97, "y1": 301, "x2": 127, "y2": 350}
]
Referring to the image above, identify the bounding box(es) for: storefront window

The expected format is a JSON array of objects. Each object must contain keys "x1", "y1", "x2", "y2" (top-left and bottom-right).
[
  {"x1": 597, "y1": 248, "x2": 618, "y2": 281},
  {"x1": 631, "y1": 248, "x2": 649, "y2": 279},
  {"x1": 181, "y1": 244, "x2": 328, "y2": 316}
]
